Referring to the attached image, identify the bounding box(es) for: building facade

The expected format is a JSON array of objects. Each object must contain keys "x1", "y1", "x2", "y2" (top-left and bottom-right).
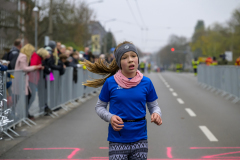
[{"x1": 88, "y1": 21, "x2": 107, "y2": 56}]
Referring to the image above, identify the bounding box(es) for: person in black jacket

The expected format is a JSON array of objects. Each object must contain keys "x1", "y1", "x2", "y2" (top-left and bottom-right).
[
  {"x1": 69, "y1": 52, "x2": 81, "y2": 83},
  {"x1": 2, "y1": 39, "x2": 22, "y2": 70},
  {"x1": 69, "y1": 52, "x2": 80, "y2": 67},
  {"x1": 45, "y1": 42, "x2": 65, "y2": 76}
]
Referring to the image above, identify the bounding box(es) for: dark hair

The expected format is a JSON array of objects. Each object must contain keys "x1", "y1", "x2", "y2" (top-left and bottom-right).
[
  {"x1": 14, "y1": 39, "x2": 21, "y2": 47},
  {"x1": 72, "y1": 52, "x2": 78, "y2": 56},
  {"x1": 59, "y1": 54, "x2": 67, "y2": 60}
]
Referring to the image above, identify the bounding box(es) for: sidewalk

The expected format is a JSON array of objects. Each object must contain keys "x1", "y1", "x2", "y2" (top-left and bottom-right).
[{"x1": 0, "y1": 91, "x2": 100, "y2": 157}]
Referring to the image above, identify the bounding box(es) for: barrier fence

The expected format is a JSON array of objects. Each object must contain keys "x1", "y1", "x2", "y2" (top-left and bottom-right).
[
  {"x1": 198, "y1": 65, "x2": 240, "y2": 104},
  {"x1": 0, "y1": 67, "x2": 101, "y2": 139}
]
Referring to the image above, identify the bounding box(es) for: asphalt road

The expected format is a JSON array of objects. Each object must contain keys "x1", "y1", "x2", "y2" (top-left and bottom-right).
[{"x1": 0, "y1": 71, "x2": 240, "y2": 160}]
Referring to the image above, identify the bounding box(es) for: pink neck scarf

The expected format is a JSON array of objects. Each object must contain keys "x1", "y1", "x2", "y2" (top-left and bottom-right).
[{"x1": 114, "y1": 70, "x2": 143, "y2": 89}]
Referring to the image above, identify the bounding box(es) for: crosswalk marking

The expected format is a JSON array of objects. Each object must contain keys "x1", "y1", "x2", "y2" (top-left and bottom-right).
[
  {"x1": 185, "y1": 108, "x2": 196, "y2": 117},
  {"x1": 199, "y1": 126, "x2": 218, "y2": 142}
]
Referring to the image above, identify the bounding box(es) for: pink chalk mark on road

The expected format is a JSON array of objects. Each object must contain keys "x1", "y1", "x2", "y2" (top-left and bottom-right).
[
  {"x1": 24, "y1": 148, "x2": 81, "y2": 159},
  {"x1": 190, "y1": 147, "x2": 240, "y2": 159},
  {"x1": 190, "y1": 147, "x2": 240, "y2": 149},
  {"x1": 167, "y1": 147, "x2": 173, "y2": 158},
  {"x1": 0, "y1": 158, "x2": 240, "y2": 160},
  {"x1": 99, "y1": 147, "x2": 109, "y2": 149}
]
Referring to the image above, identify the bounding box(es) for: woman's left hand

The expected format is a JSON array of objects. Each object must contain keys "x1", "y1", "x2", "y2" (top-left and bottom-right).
[{"x1": 151, "y1": 113, "x2": 162, "y2": 126}]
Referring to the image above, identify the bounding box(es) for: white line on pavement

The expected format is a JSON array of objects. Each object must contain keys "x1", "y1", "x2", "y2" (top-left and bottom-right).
[
  {"x1": 199, "y1": 126, "x2": 218, "y2": 142},
  {"x1": 177, "y1": 98, "x2": 184, "y2": 104},
  {"x1": 185, "y1": 108, "x2": 196, "y2": 117},
  {"x1": 166, "y1": 85, "x2": 170, "y2": 88},
  {"x1": 169, "y1": 88, "x2": 174, "y2": 92},
  {"x1": 172, "y1": 92, "x2": 178, "y2": 96}
]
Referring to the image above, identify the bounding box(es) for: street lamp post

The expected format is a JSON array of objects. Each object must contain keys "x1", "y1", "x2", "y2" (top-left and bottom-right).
[{"x1": 33, "y1": 6, "x2": 39, "y2": 50}]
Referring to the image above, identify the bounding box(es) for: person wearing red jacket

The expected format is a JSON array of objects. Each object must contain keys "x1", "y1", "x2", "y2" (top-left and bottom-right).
[{"x1": 28, "y1": 48, "x2": 50, "y2": 117}]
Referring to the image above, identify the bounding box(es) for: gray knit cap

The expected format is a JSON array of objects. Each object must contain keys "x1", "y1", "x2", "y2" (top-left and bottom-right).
[
  {"x1": 114, "y1": 43, "x2": 139, "y2": 68},
  {"x1": 48, "y1": 40, "x2": 56, "y2": 50}
]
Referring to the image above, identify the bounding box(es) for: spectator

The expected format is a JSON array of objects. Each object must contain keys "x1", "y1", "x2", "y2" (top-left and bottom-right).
[
  {"x1": 65, "y1": 49, "x2": 71, "y2": 58},
  {"x1": 45, "y1": 41, "x2": 65, "y2": 75},
  {"x1": 14, "y1": 44, "x2": 42, "y2": 119},
  {"x1": 99, "y1": 54, "x2": 105, "y2": 60},
  {"x1": 67, "y1": 46, "x2": 74, "y2": 55},
  {"x1": 58, "y1": 54, "x2": 67, "y2": 75},
  {"x1": 235, "y1": 56, "x2": 240, "y2": 66},
  {"x1": 88, "y1": 51, "x2": 95, "y2": 63},
  {"x1": 69, "y1": 52, "x2": 81, "y2": 83},
  {"x1": 107, "y1": 53, "x2": 114, "y2": 63},
  {"x1": 83, "y1": 47, "x2": 90, "y2": 60},
  {"x1": 64, "y1": 50, "x2": 72, "y2": 67},
  {"x1": 2, "y1": 39, "x2": 22, "y2": 70},
  {"x1": 29, "y1": 48, "x2": 49, "y2": 86},
  {"x1": 60, "y1": 45, "x2": 66, "y2": 55},
  {"x1": 28, "y1": 48, "x2": 50, "y2": 114},
  {"x1": 69, "y1": 52, "x2": 80, "y2": 67},
  {"x1": 56, "y1": 42, "x2": 62, "y2": 55}
]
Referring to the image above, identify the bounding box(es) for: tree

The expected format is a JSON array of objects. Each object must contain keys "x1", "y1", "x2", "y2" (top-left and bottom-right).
[
  {"x1": 191, "y1": 20, "x2": 206, "y2": 57},
  {"x1": 1, "y1": 0, "x2": 93, "y2": 50}
]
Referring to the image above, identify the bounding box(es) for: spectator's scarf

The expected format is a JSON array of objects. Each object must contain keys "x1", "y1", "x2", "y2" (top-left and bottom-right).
[{"x1": 114, "y1": 69, "x2": 143, "y2": 89}]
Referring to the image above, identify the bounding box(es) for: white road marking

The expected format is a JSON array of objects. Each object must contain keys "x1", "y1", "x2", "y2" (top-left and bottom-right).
[
  {"x1": 177, "y1": 98, "x2": 184, "y2": 104},
  {"x1": 172, "y1": 92, "x2": 178, "y2": 96},
  {"x1": 158, "y1": 74, "x2": 166, "y2": 82},
  {"x1": 166, "y1": 85, "x2": 170, "y2": 88},
  {"x1": 199, "y1": 126, "x2": 218, "y2": 142},
  {"x1": 169, "y1": 88, "x2": 174, "y2": 92},
  {"x1": 185, "y1": 108, "x2": 196, "y2": 117}
]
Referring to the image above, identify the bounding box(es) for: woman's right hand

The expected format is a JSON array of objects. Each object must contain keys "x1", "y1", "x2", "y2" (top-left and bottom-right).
[{"x1": 110, "y1": 115, "x2": 124, "y2": 131}]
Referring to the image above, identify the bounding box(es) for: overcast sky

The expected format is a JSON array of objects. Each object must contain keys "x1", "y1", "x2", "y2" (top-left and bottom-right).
[{"x1": 87, "y1": 0, "x2": 240, "y2": 53}]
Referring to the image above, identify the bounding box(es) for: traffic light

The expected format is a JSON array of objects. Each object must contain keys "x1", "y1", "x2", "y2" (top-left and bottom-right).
[{"x1": 171, "y1": 48, "x2": 175, "y2": 52}]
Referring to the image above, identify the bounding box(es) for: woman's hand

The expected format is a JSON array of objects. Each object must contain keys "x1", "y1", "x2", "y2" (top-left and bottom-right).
[
  {"x1": 151, "y1": 113, "x2": 162, "y2": 126},
  {"x1": 110, "y1": 115, "x2": 124, "y2": 131},
  {"x1": 34, "y1": 64, "x2": 42, "y2": 70}
]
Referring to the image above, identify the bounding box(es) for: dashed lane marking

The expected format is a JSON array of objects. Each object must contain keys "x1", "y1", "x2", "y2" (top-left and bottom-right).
[
  {"x1": 172, "y1": 92, "x2": 178, "y2": 96},
  {"x1": 169, "y1": 88, "x2": 174, "y2": 92},
  {"x1": 177, "y1": 98, "x2": 184, "y2": 104},
  {"x1": 199, "y1": 126, "x2": 218, "y2": 142},
  {"x1": 185, "y1": 108, "x2": 196, "y2": 117}
]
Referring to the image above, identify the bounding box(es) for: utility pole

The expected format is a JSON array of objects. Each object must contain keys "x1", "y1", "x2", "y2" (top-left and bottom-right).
[{"x1": 48, "y1": 0, "x2": 53, "y2": 40}]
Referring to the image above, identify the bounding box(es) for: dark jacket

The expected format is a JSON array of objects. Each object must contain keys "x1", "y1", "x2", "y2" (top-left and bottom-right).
[
  {"x1": 42, "y1": 58, "x2": 51, "y2": 78},
  {"x1": 57, "y1": 60, "x2": 65, "y2": 76},
  {"x1": 69, "y1": 57, "x2": 79, "y2": 67},
  {"x1": 70, "y1": 58, "x2": 79, "y2": 83},
  {"x1": 3, "y1": 46, "x2": 20, "y2": 70}
]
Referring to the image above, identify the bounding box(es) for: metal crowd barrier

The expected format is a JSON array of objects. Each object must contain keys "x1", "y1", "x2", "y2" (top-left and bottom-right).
[
  {"x1": 197, "y1": 65, "x2": 240, "y2": 104},
  {"x1": 0, "y1": 67, "x2": 101, "y2": 139}
]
